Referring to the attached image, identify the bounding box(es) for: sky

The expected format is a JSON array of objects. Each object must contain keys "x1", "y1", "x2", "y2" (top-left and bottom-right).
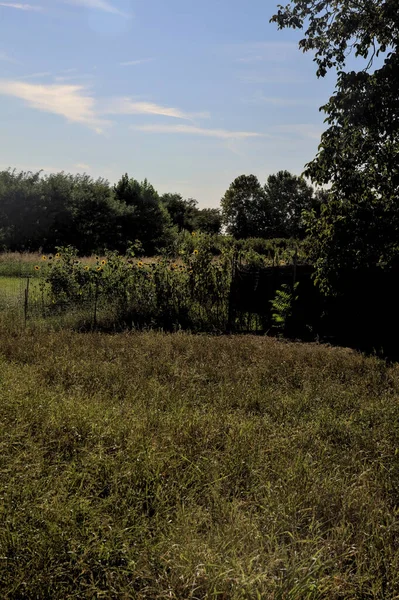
[{"x1": 0, "y1": 0, "x2": 339, "y2": 207}]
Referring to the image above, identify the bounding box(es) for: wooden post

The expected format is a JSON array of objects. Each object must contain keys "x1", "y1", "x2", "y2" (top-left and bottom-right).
[
  {"x1": 24, "y1": 277, "x2": 30, "y2": 328},
  {"x1": 227, "y1": 251, "x2": 237, "y2": 333},
  {"x1": 293, "y1": 246, "x2": 298, "y2": 288},
  {"x1": 93, "y1": 278, "x2": 99, "y2": 331}
]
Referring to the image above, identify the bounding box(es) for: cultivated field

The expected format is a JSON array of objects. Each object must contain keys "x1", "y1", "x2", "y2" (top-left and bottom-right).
[{"x1": 1, "y1": 325, "x2": 399, "y2": 598}]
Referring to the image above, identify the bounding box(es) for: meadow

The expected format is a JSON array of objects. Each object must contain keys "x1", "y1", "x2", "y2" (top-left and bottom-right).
[{"x1": 1, "y1": 321, "x2": 399, "y2": 599}]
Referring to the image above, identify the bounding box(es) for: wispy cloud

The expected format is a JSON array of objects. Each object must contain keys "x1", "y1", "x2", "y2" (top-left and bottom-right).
[
  {"x1": 19, "y1": 71, "x2": 52, "y2": 80},
  {"x1": 0, "y1": 2, "x2": 43, "y2": 10},
  {"x1": 63, "y1": 0, "x2": 129, "y2": 17},
  {"x1": 238, "y1": 71, "x2": 309, "y2": 85},
  {"x1": 272, "y1": 124, "x2": 324, "y2": 140},
  {"x1": 131, "y1": 124, "x2": 264, "y2": 140},
  {"x1": 75, "y1": 162, "x2": 91, "y2": 170},
  {"x1": 120, "y1": 58, "x2": 154, "y2": 67},
  {"x1": 105, "y1": 98, "x2": 210, "y2": 121},
  {"x1": 235, "y1": 41, "x2": 298, "y2": 63},
  {"x1": 247, "y1": 94, "x2": 319, "y2": 108},
  {"x1": 0, "y1": 79, "x2": 109, "y2": 133},
  {"x1": 54, "y1": 74, "x2": 96, "y2": 82}
]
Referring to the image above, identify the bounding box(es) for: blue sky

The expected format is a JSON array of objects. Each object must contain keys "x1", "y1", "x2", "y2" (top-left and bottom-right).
[{"x1": 0, "y1": 0, "x2": 338, "y2": 207}]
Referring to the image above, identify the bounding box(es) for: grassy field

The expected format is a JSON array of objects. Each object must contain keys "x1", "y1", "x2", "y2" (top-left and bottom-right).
[{"x1": 1, "y1": 326, "x2": 399, "y2": 599}]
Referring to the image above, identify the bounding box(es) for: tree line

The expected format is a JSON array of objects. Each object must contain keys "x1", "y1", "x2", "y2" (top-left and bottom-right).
[
  {"x1": 0, "y1": 168, "x2": 324, "y2": 255},
  {"x1": 0, "y1": 169, "x2": 222, "y2": 255}
]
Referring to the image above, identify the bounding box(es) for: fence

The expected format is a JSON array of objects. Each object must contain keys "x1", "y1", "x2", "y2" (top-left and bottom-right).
[{"x1": 2, "y1": 262, "x2": 399, "y2": 358}]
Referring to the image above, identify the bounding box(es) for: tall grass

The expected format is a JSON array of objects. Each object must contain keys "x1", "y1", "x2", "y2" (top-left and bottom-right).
[{"x1": 1, "y1": 327, "x2": 399, "y2": 598}]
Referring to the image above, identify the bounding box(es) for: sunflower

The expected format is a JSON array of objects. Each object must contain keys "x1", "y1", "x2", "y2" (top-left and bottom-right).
[
  {"x1": 41, "y1": 255, "x2": 47, "y2": 261},
  {"x1": 55, "y1": 253, "x2": 61, "y2": 259},
  {"x1": 34, "y1": 265, "x2": 40, "y2": 271},
  {"x1": 101, "y1": 259, "x2": 107, "y2": 266},
  {"x1": 137, "y1": 261, "x2": 143, "y2": 268},
  {"x1": 97, "y1": 266, "x2": 103, "y2": 272},
  {"x1": 191, "y1": 231, "x2": 197, "y2": 237},
  {"x1": 193, "y1": 249, "x2": 199, "y2": 255},
  {"x1": 84, "y1": 266, "x2": 90, "y2": 271}
]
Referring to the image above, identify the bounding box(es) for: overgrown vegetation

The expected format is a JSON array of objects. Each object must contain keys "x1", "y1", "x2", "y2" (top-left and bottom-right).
[{"x1": 1, "y1": 329, "x2": 399, "y2": 598}]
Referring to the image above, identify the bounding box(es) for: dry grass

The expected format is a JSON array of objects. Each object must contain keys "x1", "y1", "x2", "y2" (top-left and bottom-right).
[{"x1": 1, "y1": 327, "x2": 399, "y2": 598}]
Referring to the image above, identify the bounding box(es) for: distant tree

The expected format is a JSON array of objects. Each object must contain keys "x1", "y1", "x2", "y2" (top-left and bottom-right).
[
  {"x1": 161, "y1": 193, "x2": 198, "y2": 232},
  {"x1": 114, "y1": 174, "x2": 173, "y2": 254},
  {"x1": 221, "y1": 174, "x2": 269, "y2": 238},
  {"x1": 264, "y1": 170, "x2": 315, "y2": 238},
  {"x1": 0, "y1": 169, "x2": 43, "y2": 250},
  {"x1": 194, "y1": 208, "x2": 223, "y2": 235}
]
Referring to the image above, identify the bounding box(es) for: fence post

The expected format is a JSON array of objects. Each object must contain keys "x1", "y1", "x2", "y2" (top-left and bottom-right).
[
  {"x1": 293, "y1": 246, "x2": 298, "y2": 288},
  {"x1": 92, "y1": 278, "x2": 99, "y2": 331},
  {"x1": 227, "y1": 251, "x2": 237, "y2": 333},
  {"x1": 24, "y1": 277, "x2": 30, "y2": 328}
]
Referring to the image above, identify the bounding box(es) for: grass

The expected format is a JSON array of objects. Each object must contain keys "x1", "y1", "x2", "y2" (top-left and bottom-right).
[{"x1": 1, "y1": 326, "x2": 399, "y2": 598}]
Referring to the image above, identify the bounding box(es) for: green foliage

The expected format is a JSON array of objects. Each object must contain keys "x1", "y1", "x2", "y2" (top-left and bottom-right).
[
  {"x1": 270, "y1": 282, "x2": 299, "y2": 334},
  {"x1": 194, "y1": 207, "x2": 223, "y2": 234},
  {"x1": 43, "y1": 239, "x2": 235, "y2": 331},
  {"x1": 221, "y1": 174, "x2": 269, "y2": 238},
  {"x1": 114, "y1": 174, "x2": 175, "y2": 255},
  {"x1": 271, "y1": 0, "x2": 399, "y2": 290},
  {"x1": 221, "y1": 172, "x2": 317, "y2": 240},
  {"x1": 264, "y1": 170, "x2": 316, "y2": 238}
]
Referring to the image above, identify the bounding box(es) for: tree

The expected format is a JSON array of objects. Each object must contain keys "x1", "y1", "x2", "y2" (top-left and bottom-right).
[
  {"x1": 221, "y1": 174, "x2": 269, "y2": 238},
  {"x1": 264, "y1": 170, "x2": 315, "y2": 238},
  {"x1": 114, "y1": 174, "x2": 173, "y2": 254},
  {"x1": 194, "y1": 208, "x2": 223, "y2": 235},
  {"x1": 0, "y1": 169, "x2": 52, "y2": 250},
  {"x1": 271, "y1": 0, "x2": 399, "y2": 286},
  {"x1": 161, "y1": 193, "x2": 198, "y2": 232}
]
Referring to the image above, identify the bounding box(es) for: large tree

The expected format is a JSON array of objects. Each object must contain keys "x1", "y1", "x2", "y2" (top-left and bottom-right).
[
  {"x1": 271, "y1": 0, "x2": 399, "y2": 286},
  {"x1": 114, "y1": 174, "x2": 173, "y2": 254},
  {"x1": 264, "y1": 170, "x2": 315, "y2": 238},
  {"x1": 161, "y1": 193, "x2": 198, "y2": 232},
  {"x1": 221, "y1": 174, "x2": 269, "y2": 238}
]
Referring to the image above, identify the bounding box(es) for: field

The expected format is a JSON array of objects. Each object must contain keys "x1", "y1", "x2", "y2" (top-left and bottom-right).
[{"x1": 1, "y1": 325, "x2": 399, "y2": 599}]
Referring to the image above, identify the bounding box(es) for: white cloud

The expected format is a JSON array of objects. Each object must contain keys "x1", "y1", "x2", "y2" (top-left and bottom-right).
[
  {"x1": 105, "y1": 98, "x2": 210, "y2": 121},
  {"x1": 131, "y1": 124, "x2": 264, "y2": 140},
  {"x1": 120, "y1": 58, "x2": 153, "y2": 67},
  {"x1": 63, "y1": 0, "x2": 129, "y2": 16},
  {"x1": 75, "y1": 162, "x2": 91, "y2": 170},
  {"x1": 273, "y1": 124, "x2": 324, "y2": 140},
  {"x1": 0, "y1": 2, "x2": 43, "y2": 10},
  {"x1": 0, "y1": 79, "x2": 109, "y2": 133},
  {"x1": 19, "y1": 71, "x2": 52, "y2": 79}
]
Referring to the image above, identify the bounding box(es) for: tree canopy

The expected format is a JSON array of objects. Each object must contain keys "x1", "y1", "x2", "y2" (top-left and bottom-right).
[{"x1": 271, "y1": 0, "x2": 399, "y2": 287}]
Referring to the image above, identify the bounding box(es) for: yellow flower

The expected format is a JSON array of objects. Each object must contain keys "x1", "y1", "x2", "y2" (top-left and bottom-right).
[
  {"x1": 84, "y1": 265, "x2": 90, "y2": 271},
  {"x1": 34, "y1": 265, "x2": 40, "y2": 271},
  {"x1": 173, "y1": 263, "x2": 178, "y2": 269},
  {"x1": 41, "y1": 255, "x2": 47, "y2": 261},
  {"x1": 101, "y1": 259, "x2": 107, "y2": 265},
  {"x1": 191, "y1": 231, "x2": 196, "y2": 237},
  {"x1": 193, "y1": 249, "x2": 199, "y2": 255},
  {"x1": 55, "y1": 253, "x2": 61, "y2": 259},
  {"x1": 137, "y1": 261, "x2": 143, "y2": 268},
  {"x1": 97, "y1": 266, "x2": 103, "y2": 272}
]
